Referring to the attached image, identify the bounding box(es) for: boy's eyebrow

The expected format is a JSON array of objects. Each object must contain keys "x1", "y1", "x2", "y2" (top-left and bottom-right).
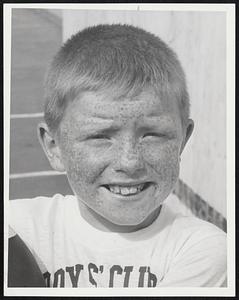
[
  {"x1": 78, "y1": 118, "x2": 120, "y2": 132},
  {"x1": 76, "y1": 116, "x2": 115, "y2": 125},
  {"x1": 147, "y1": 111, "x2": 163, "y2": 118},
  {"x1": 143, "y1": 115, "x2": 177, "y2": 126}
]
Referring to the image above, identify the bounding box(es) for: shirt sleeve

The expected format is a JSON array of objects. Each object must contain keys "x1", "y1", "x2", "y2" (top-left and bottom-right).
[
  {"x1": 8, "y1": 198, "x2": 49, "y2": 274},
  {"x1": 158, "y1": 231, "x2": 227, "y2": 287},
  {"x1": 9, "y1": 199, "x2": 30, "y2": 239}
]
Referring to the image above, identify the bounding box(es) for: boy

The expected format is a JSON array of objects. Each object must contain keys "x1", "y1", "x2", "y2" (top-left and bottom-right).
[{"x1": 9, "y1": 24, "x2": 226, "y2": 288}]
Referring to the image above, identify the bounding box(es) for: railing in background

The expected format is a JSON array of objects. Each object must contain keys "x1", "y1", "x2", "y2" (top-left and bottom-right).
[{"x1": 173, "y1": 179, "x2": 227, "y2": 232}]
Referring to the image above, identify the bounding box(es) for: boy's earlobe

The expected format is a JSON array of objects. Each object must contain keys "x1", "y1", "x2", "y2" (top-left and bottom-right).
[
  {"x1": 37, "y1": 123, "x2": 65, "y2": 172},
  {"x1": 180, "y1": 119, "x2": 194, "y2": 154}
]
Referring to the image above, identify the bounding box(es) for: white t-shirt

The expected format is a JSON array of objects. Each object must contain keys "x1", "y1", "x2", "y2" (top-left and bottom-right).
[{"x1": 9, "y1": 193, "x2": 227, "y2": 288}]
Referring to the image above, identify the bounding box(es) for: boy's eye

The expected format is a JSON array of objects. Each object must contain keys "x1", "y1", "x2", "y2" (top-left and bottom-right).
[
  {"x1": 143, "y1": 132, "x2": 165, "y2": 138},
  {"x1": 88, "y1": 134, "x2": 109, "y2": 140}
]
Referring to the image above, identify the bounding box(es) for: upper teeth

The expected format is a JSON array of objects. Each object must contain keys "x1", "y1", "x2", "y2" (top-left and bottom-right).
[{"x1": 108, "y1": 184, "x2": 144, "y2": 195}]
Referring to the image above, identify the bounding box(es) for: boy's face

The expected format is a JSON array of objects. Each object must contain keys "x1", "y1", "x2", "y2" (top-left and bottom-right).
[{"x1": 54, "y1": 87, "x2": 192, "y2": 229}]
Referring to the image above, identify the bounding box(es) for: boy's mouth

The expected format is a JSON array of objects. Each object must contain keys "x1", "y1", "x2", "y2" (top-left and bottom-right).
[{"x1": 102, "y1": 182, "x2": 152, "y2": 196}]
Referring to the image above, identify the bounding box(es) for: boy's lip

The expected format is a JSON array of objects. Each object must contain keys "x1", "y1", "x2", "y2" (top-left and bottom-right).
[{"x1": 101, "y1": 180, "x2": 152, "y2": 187}]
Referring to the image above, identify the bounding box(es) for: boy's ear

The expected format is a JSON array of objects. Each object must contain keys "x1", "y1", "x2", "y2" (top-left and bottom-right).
[
  {"x1": 180, "y1": 118, "x2": 194, "y2": 155},
  {"x1": 37, "y1": 123, "x2": 65, "y2": 172}
]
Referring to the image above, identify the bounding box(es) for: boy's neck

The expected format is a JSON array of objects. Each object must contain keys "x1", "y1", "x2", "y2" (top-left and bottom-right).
[{"x1": 77, "y1": 200, "x2": 162, "y2": 233}]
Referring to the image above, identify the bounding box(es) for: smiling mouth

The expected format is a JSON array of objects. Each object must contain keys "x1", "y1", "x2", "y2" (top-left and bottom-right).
[{"x1": 102, "y1": 182, "x2": 152, "y2": 196}]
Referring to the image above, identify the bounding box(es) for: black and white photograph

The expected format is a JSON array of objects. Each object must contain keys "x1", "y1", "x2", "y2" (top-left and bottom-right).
[{"x1": 4, "y1": 3, "x2": 235, "y2": 297}]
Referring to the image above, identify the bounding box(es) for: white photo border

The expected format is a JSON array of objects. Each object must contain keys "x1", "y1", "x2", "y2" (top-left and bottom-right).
[{"x1": 4, "y1": 3, "x2": 235, "y2": 297}]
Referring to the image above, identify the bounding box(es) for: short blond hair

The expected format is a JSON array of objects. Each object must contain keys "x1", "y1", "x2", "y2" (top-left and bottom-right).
[{"x1": 44, "y1": 24, "x2": 190, "y2": 134}]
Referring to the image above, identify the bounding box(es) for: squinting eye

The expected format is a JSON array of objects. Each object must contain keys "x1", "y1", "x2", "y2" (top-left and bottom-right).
[
  {"x1": 89, "y1": 134, "x2": 109, "y2": 140},
  {"x1": 143, "y1": 133, "x2": 162, "y2": 138}
]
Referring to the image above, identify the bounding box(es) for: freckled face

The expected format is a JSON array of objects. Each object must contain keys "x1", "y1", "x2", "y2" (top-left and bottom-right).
[{"x1": 57, "y1": 87, "x2": 184, "y2": 227}]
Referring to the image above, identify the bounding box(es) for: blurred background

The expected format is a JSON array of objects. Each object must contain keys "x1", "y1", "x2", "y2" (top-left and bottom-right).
[{"x1": 9, "y1": 8, "x2": 226, "y2": 231}]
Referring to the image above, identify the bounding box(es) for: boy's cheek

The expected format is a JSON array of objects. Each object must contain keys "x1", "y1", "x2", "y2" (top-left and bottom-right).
[
  {"x1": 145, "y1": 143, "x2": 181, "y2": 190},
  {"x1": 61, "y1": 146, "x2": 109, "y2": 186},
  {"x1": 144, "y1": 142, "x2": 181, "y2": 170}
]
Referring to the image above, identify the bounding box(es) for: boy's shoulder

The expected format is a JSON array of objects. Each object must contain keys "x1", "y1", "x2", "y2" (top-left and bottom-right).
[
  {"x1": 9, "y1": 194, "x2": 77, "y2": 228},
  {"x1": 159, "y1": 195, "x2": 226, "y2": 285},
  {"x1": 162, "y1": 194, "x2": 226, "y2": 241},
  {"x1": 9, "y1": 194, "x2": 79, "y2": 249}
]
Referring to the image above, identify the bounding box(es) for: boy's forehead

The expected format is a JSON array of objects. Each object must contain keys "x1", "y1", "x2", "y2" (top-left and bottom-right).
[{"x1": 67, "y1": 87, "x2": 180, "y2": 120}]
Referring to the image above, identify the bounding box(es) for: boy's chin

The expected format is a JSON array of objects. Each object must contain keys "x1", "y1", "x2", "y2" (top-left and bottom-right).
[
  {"x1": 96, "y1": 206, "x2": 162, "y2": 233},
  {"x1": 76, "y1": 194, "x2": 163, "y2": 232}
]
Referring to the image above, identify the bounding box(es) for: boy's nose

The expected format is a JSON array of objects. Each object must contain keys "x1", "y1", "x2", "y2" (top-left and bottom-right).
[{"x1": 114, "y1": 140, "x2": 145, "y2": 177}]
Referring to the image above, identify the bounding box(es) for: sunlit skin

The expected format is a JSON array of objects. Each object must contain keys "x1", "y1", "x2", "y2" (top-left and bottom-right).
[{"x1": 41, "y1": 87, "x2": 193, "y2": 233}]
